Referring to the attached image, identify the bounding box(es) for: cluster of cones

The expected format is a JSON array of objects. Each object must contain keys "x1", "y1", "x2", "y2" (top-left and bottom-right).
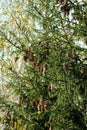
[
  {"x1": 54, "y1": 0, "x2": 70, "y2": 16},
  {"x1": 32, "y1": 98, "x2": 49, "y2": 114}
]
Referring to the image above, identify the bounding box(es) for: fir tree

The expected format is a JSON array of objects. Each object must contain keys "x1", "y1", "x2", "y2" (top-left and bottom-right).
[{"x1": 0, "y1": 0, "x2": 87, "y2": 130}]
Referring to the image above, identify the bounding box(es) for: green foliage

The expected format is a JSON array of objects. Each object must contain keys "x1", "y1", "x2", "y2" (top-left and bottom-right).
[{"x1": 0, "y1": 0, "x2": 87, "y2": 130}]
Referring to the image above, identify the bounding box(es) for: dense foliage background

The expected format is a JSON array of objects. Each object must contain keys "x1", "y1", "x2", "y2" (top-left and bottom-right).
[{"x1": 0, "y1": 0, "x2": 87, "y2": 130}]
